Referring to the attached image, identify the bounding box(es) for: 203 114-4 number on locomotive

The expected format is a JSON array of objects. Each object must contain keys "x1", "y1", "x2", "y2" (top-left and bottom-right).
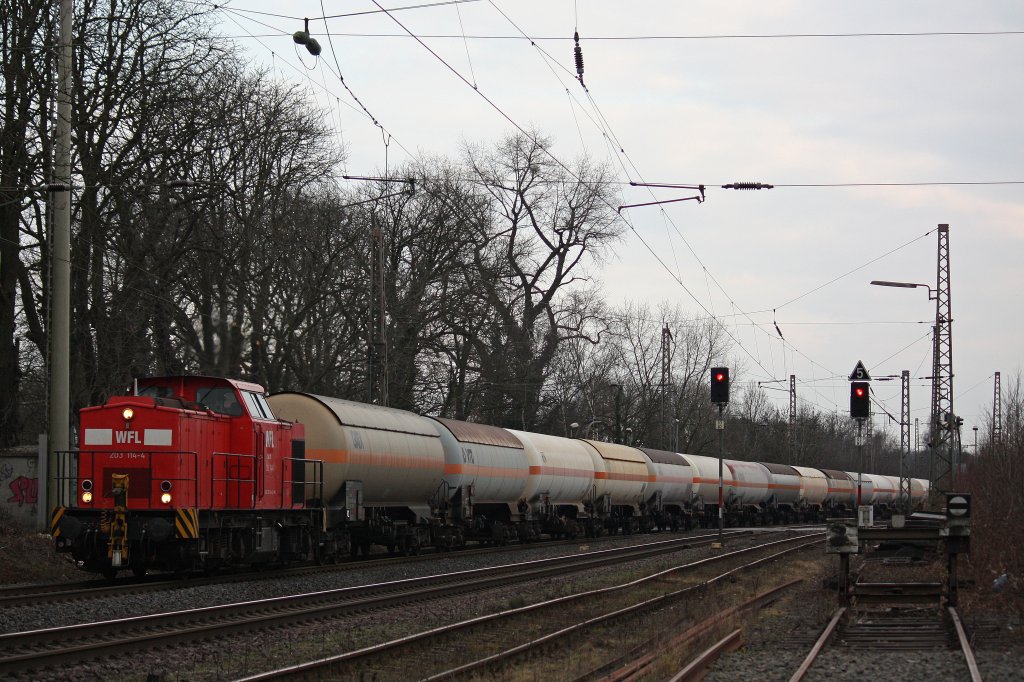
[{"x1": 51, "y1": 375, "x2": 928, "y2": 578}]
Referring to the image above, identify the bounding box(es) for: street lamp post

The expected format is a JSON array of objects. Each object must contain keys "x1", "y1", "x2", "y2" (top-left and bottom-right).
[{"x1": 870, "y1": 276, "x2": 953, "y2": 498}]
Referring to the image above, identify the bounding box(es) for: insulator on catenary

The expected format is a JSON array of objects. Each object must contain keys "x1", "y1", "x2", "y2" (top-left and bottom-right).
[
  {"x1": 573, "y1": 31, "x2": 584, "y2": 80},
  {"x1": 722, "y1": 182, "x2": 774, "y2": 190}
]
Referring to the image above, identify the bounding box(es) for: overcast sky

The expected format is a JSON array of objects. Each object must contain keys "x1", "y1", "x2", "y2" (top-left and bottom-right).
[{"x1": 212, "y1": 1, "x2": 1024, "y2": 444}]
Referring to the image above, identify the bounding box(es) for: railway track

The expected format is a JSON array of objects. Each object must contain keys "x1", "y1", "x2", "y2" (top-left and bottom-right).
[
  {"x1": 0, "y1": 528, "x2": 764, "y2": 676},
  {"x1": 234, "y1": 532, "x2": 822, "y2": 680},
  {"x1": 0, "y1": 528, "x2": 702, "y2": 608},
  {"x1": 790, "y1": 605, "x2": 982, "y2": 681}
]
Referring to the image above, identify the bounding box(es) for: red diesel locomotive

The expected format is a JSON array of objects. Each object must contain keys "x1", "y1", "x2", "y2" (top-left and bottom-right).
[{"x1": 50, "y1": 376, "x2": 324, "y2": 577}]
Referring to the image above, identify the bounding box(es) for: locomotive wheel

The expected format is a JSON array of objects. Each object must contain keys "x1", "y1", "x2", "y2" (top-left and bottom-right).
[
  {"x1": 102, "y1": 566, "x2": 118, "y2": 580},
  {"x1": 131, "y1": 564, "x2": 147, "y2": 578}
]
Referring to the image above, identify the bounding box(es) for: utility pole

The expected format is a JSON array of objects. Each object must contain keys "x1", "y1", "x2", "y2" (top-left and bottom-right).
[
  {"x1": 47, "y1": 0, "x2": 74, "y2": 515},
  {"x1": 993, "y1": 371, "x2": 1002, "y2": 447},
  {"x1": 899, "y1": 370, "x2": 912, "y2": 514},
  {"x1": 866, "y1": 407, "x2": 874, "y2": 473},
  {"x1": 368, "y1": 226, "x2": 387, "y2": 405},
  {"x1": 930, "y1": 224, "x2": 954, "y2": 497},
  {"x1": 660, "y1": 325, "x2": 672, "y2": 449},
  {"x1": 788, "y1": 374, "x2": 797, "y2": 464}
]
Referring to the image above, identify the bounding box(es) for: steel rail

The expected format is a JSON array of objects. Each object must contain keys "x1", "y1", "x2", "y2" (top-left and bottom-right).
[
  {"x1": 239, "y1": 534, "x2": 821, "y2": 681},
  {"x1": 593, "y1": 577, "x2": 805, "y2": 682},
  {"x1": 667, "y1": 629, "x2": 743, "y2": 682},
  {"x1": 789, "y1": 606, "x2": 847, "y2": 682},
  {"x1": 0, "y1": 529, "x2": 753, "y2": 675},
  {"x1": 0, "y1": 526, "x2": 760, "y2": 608},
  {"x1": 948, "y1": 606, "x2": 983, "y2": 682}
]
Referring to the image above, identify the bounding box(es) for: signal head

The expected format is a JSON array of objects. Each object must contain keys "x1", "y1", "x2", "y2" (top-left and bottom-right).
[{"x1": 710, "y1": 367, "x2": 730, "y2": 404}]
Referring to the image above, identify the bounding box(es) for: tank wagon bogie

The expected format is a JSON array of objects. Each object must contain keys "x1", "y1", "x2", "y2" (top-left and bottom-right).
[{"x1": 50, "y1": 375, "x2": 928, "y2": 578}]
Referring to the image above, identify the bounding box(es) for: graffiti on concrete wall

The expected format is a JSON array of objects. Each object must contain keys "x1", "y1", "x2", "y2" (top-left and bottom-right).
[
  {"x1": 1, "y1": 456, "x2": 40, "y2": 524},
  {"x1": 8, "y1": 475, "x2": 39, "y2": 506}
]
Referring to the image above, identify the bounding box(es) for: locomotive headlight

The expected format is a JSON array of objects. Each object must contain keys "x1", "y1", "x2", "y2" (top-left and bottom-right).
[
  {"x1": 122, "y1": 407, "x2": 134, "y2": 421},
  {"x1": 160, "y1": 492, "x2": 172, "y2": 504},
  {"x1": 160, "y1": 480, "x2": 173, "y2": 492},
  {"x1": 82, "y1": 479, "x2": 93, "y2": 491},
  {"x1": 82, "y1": 491, "x2": 93, "y2": 503}
]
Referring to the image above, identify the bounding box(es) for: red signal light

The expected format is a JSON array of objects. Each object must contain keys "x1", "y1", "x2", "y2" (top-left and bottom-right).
[
  {"x1": 710, "y1": 367, "x2": 729, "y2": 403},
  {"x1": 850, "y1": 381, "x2": 870, "y2": 419}
]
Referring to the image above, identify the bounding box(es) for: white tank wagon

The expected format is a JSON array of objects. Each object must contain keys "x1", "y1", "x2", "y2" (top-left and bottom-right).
[
  {"x1": 867, "y1": 474, "x2": 898, "y2": 506},
  {"x1": 429, "y1": 418, "x2": 528, "y2": 502},
  {"x1": 791, "y1": 466, "x2": 829, "y2": 513},
  {"x1": 820, "y1": 468, "x2": 856, "y2": 510},
  {"x1": 268, "y1": 393, "x2": 447, "y2": 555},
  {"x1": 579, "y1": 440, "x2": 651, "y2": 533},
  {"x1": 847, "y1": 471, "x2": 875, "y2": 506},
  {"x1": 759, "y1": 462, "x2": 802, "y2": 511},
  {"x1": 268, "y1": 393, "x2": 445, "y2": 509},
  {"x1": 726, "y1": 460, "x2": 772, "y2": 507},
  {"x1": 638, "y1": 447, "x2": 694, "y2": 529},
  {"x1": 910, "y1": 478, "x2": 929, "y2": 507},
  {"x1": 681, "y1": 453, "x2": 735, "y2": 508},
  {"x1": 429, "y1": 417, "x2": 529, "y2": 531},
  {"x1": 580, "y1": 440, "x2": 650, "y2": 507},
  {"x1": 507, "y1": 429, "x2": 596, "y2": 517}
]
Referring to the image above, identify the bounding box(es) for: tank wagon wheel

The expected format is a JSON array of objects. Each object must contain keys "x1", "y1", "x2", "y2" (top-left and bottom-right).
[
  {"x1": 131, "y1": 564, "x2": 147, "y2": 578},
  {"x1": 102, "y1": 566, "x2": 118, "y2": 581}
]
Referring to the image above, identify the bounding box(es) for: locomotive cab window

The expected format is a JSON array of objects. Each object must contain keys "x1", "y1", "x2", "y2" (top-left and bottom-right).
[
  {"x1": 242, "y1": 391, "x2": 276, "y2": 421},
  {"x1": 198, "y1": 387, "x2": 243, "y2": 416}
]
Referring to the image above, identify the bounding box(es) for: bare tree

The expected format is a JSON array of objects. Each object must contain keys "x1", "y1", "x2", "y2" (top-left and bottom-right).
[
  {"x1": 462, "y1": 131, "x2": 621, "y2": 428},
  {"x1": 0, "y1": 0, "x2": 53, "y2": 444}
]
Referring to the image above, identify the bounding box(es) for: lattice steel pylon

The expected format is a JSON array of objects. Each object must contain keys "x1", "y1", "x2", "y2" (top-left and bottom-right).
[
  {"x1": 930, "y1": 224, "x2": 954, "y2": 496},
  {"x1": 993, "y1": 371, "x2": 1002, "y2": 447},
  {"x1": 660, "y1": 325, "x2": 673, "y2": 449},
  {"x1": 368, "y1": 226, "x2": 388, "y2": 405},
  {"x1": 788, "y1": 375, "x2": 797, "y2": 464},
  {"x1": 899, "y1": 370, "x2": 912, "y2": 513}
]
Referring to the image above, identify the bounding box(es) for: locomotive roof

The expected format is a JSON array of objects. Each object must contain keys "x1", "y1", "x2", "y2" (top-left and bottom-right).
[{"x1": 139, "y1": 375, "x2": 266, "y2": 394}]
